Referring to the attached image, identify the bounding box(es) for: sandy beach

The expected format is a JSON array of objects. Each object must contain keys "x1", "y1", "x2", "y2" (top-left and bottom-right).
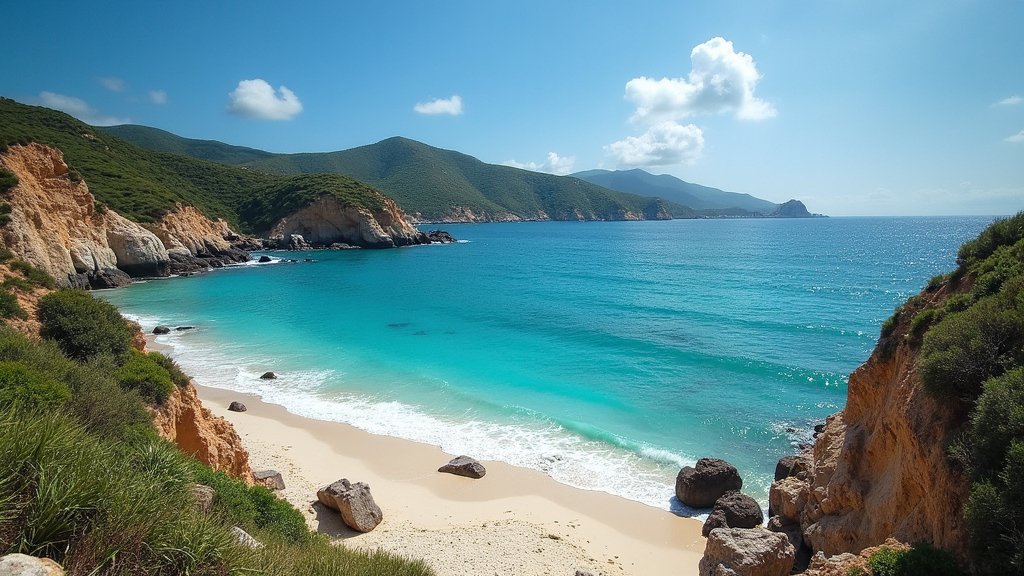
[{"x1": 194, "y1": 383, "x2": 705, "y2": 575}]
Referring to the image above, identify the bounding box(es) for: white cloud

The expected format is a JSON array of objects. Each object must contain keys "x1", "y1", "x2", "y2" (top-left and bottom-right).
[
  {"x1": 606, "y1": 122, "x2": 705, "y2": 167},
  {"x1": 993, "y1": 95, "x2": 1023, "y2": 107},
  {"x1": 38, "y1": 91, "x2": 130, "y2": 126},
  {"x1": 625, "y1": 37, "x2": 776, "y2": 124},
  {"x1": 414, "y1": 95, "x2": 463, "y2": 116},
  {"x1": 503, "y1": 152, "x2": 576, "y2": 175},
  {"x1": 1006, "y1": 130, "x2": 1024, "y2": 143},
  {"x1": 149, "y1": 90, "x2": 168, "y2": 105},
  {"x1": 227, "y1": 79, "x2": 303, "y2": 120},
  {"x1": 99, "y1": 77, "x2": 126, "y2": 92}
]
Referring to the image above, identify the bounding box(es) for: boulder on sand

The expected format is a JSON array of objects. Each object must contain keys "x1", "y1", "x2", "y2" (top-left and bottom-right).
[
  {"x1": 259, "y1": 372, "x2": 277, "y2": 380},
  {"x1": 698, "y1": 527, "x2": 795, "y2": 576},
  {"x1": 676, "y1": 458, "x2": 743, "y2": 508},
  {"x1": 317, "y1": 479, "x2": 383, "y2": 532},
  {"x1": 253, "y1": 469, "x2": 285, "y2": 491},
  {"x1": 438, "y1": 455, "x2": 486, "y2": 479},
  {"x1": 702, "y1": 491, "x2": 764, "y2": 536},
  {"x1": 227, "y1": 401, "x2": 247, "y2": 412}
]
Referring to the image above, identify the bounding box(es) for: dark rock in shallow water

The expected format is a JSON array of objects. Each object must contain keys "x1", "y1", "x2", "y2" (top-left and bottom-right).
[
  {"x1": 88, "y1": 268, "x2": 133, "y2": 289},
  {"x1": 426, "y1": 230, "x2": 456, "y2": 244},
  {"x1": 175, "y1": 326, "x2": 195, "y2": 331},
  {"x1": 259, "y1": 372, "x2": 277, "y2": 380},
  {"x1": 702, "y1": 491, "x2": 764, "y2": 536},
  {"x1": 253, "y1": 469, "x2": 285, "y2": 490},
  {"x1": 258, "y1": 255, "x2": 272, "y2": 263},
  {"x1": 153, "y1": 325, "x2": 171, "y2": 335},
  {"x1": 438, "y1": 455, "x2": 486, "y2": 479},
  {"x1": 227, "y1": 401, "x2": 247, "y2": 412},
  {"x1": 676, "y1": 458, "x2": 743, "y2": 508},
  {"x1": 317, "y1": 479, "x2": 383, "y2": 532}
]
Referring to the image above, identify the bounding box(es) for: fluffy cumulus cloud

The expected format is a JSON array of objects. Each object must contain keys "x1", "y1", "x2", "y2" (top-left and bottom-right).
[
  {"x1": 606, "y1": 122, "x2": 705, "y2": 167},
  {"x1": 503, "y1": 152, "x2": 576, "y2": 175},
  {"x1": 99, "y1": 77, "x2": 126, "y2": 92},
  {"x1": 149, "y1": 90, "x2": 168, "y2": 105},
  {"x1": 625, "y1": 37, "x2": 776, "y2": 123},
  {"x1": 38, "y1": 91, "x2": 129, "y2": 126},
  {"x1": 994, "y1": 95, "x2": 1023, "y2": 107},
  {"x1": 227, "y1": 79, "x2": 302, "y2": 120},
  {"x1": 1006, "y1": 130, "x2": 1024, "y2": 143},
  {"x1": 414, "y1": 95, "x2": 463, "y2": 116}
]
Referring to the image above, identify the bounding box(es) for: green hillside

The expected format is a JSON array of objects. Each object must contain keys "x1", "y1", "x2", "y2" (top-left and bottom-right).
[
  {"x1": 0, "y1": 98, "x2": 395, "y2": 233},
  {"x1": 104, "y1": 125, "x2": 688, "y2": 221},
  {"x1": 573, "y1": 168, "x2": 780, "y2": 214},
  {"x1": 103, "y1": 124, "x2": 275, "y2": 165}
]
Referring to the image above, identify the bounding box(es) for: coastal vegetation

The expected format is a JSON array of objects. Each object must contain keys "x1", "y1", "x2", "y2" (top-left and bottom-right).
[
  {"x1": 0, "y1": 98, "x2": 405, "y2": 234},
  {"x1": 104, "y1": 125, "x2": 686, "y2": 221},
  {"x1": 891, "y1": 212, "x2": 1024, "y2": 574},
  {"x1": 0, "y1": 288, "x2": 434, "y2": 574}
]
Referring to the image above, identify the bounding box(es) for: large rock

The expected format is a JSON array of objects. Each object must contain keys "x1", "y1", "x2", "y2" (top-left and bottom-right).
[
  {"x1": 268, "y1": 195, "x2": 429, "y2": 249},
  {"x1": 0, "y1": 554, "x2": 64, "y2": 575},
  {"x1": 774, "y1": 454, "x2": 810, "y2": 481},
  {"x1": 768, "y1": 476, "x2": 807, "y2": 522},
  {"x1": 676, "y1": 458, "x2": 743, "y2": 508},
  {"x1": 698, "y1": 527, "x2": 795, "y2": 576},
  {"x1": 253, "y1": 469, "x2": 285, "y2": 490},
  {"x1": 702, "y1": 491, "x2": 764, "y2": 536},
  {"x1": 438, "y1": 455, "x2": 487, "y2": 479},
  {"x1": 104, "y1": 210, "x2": 170, "y2": 277},
  {"x1": 317, "y1": 479, "x2": 383, "y2": 532},
  {"x1": 191, "y1": 483, "x2": 215, "y2": 513}
]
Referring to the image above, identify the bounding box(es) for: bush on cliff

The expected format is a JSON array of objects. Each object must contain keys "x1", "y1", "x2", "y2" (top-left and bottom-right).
[
  {"x1": 866, "y1": 543, "x2": 964, "y2": 576},
  {"x1": 0, "y1": 360, "x2": 69, "y2": 410},
  {"x1": 115, "y1": 350, "x2": 175, "y2": 405},
  {"x1": 37, "y1": 289, "x2": 133, "y2": 362},
  {"x1": 915, "y1": 213, "x2": 1024, "y2": 575}
]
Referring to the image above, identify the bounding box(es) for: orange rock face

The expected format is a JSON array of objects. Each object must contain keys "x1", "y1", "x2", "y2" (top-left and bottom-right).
[
  {"x1": 150, "y1": 381, "x2": 253, "y2": 482},
  {"x1": 771, "y1": 282, "x2": 970, "y2": 559}
]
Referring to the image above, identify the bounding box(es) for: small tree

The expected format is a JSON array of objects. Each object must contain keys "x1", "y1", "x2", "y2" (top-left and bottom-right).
[{"x1": 37, "y1": 290, "x2": 133, "y2": 362}]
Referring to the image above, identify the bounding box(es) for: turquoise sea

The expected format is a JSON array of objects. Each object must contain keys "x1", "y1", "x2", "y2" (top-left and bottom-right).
[{"x1": 100, "y1": 217, "x2": 994, "y2": 510}]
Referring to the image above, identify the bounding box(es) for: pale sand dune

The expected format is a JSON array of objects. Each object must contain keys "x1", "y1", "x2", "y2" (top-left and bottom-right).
[{"x1": 197, "y1": 385, "x2": 705, "y2": 575}]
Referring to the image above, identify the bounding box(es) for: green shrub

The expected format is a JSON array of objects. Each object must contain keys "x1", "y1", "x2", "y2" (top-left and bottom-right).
[
  {"x1": 115, "y1": 349, "x2": 174, "y2": 405},
  {"x1": 909, "y1": 308, "x2": 941, "y2": 340},
  {"x1": 188, "y1": 461, "x2": 311, "y2": 545},
  {"x1": 37, "y1": 289, "x2": 134, "y2": 362},
  {"x1": 0, "y1": 249, "x2": 13, "y2": 263},
  {"x1": 8, "y1": 260, "x2": 56, "y2": 289},
  {"x1": 0, "y1": 360, "x2": 69, "y2": 411},
  {"x1": 0, "y1": 288, "x2": 25, "y2": 320},
  {"x1": 867, "y1": 544, "x2": 964, "y2": 576},
  {"x1": 0, "y1": 168, "x2": 16, "y2": 194},
  {"x1": 957, "y1": 212, "x2": 1024, "y2": 269},
  {"x1": 0, "y1": 203, "x2": 11, "y2": 227},
  {"x1": 149, "y1": 351, "x2": 192, "y2": 387},
  {"x1": 919, "y1": 288, "x2": 1024, "y2": 401}
]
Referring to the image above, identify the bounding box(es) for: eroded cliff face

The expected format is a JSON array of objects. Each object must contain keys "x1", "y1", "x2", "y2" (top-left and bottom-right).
[
  {"x1": 771, "y1": 282, "x2": 969, "y2": 559},
  {"x1": 269, "y1": 195, "x2": 429, "y2": 248},
  {"x1": 0, "y1": 143, "x2": 247, "y2": 286},
  {"x1": 149, "y1": 380, "x2": 253, "y2": 481}
]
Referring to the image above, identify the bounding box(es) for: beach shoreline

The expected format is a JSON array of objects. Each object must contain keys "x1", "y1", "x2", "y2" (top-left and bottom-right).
[{"x1": 189, "y1": 377, "x2": 705, "y2": 575}]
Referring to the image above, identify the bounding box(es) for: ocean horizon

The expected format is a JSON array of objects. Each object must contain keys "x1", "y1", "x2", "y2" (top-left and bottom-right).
[{"x1": 99, "y1": 216, "x2": 996, "y2": 511}]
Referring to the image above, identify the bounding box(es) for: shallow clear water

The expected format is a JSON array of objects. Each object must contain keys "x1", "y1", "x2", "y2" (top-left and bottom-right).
[{"x1": 99, "y1": 216, "x2": 994, "y2": 511}]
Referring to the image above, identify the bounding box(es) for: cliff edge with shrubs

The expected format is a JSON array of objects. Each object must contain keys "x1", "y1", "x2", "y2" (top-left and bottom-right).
[{"x1": 770, "y1": 213, "x2": 1024, "y2": 575}]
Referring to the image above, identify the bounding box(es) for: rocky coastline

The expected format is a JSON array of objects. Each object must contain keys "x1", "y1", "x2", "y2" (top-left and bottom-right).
[{"x1": 0, "y1": 143, "x2": 454, "y2": 291}]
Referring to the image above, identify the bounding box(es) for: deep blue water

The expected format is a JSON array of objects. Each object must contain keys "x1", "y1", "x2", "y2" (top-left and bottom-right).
[{"x1": 99, "y1": 217, "x2": 994, "y2": 509}]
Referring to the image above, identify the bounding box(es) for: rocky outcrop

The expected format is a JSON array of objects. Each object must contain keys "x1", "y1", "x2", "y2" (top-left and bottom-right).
[
  {"x1": 702, "y1": 491, "x2": 764, "y2": 536},
  {"x1": 0, "y1": 144, "x2": 251, "y2": 286},
  {"x1": 317, "y1": 479, "x2": 383, "y2": 532},
  {"x1": 269, "y1": 195, "x2": 428, "y2": 248},
  {"x1": 699, "y1": 528, "x2": 795, "y2": 576},
  {"x1": 676, "y1": 458, "x2": 744, "y2": 508},
  {"x1": 150, "y1": 382, "x2": 252, "y2": 481},
  {"x1": 0, "y1": 554, "x2": 64, "y2": 575},
  {"x1": 438, "y1": 455, "x2": 487, "y2": 479},
  {"x1": 770, "y1": 282, "x2": 969, "y2": 558}
]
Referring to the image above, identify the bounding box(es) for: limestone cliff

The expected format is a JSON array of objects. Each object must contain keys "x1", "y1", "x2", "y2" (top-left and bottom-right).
[
  {"x1": 771, "y1": 280, "x2": 969, "y2": 559},
  {"x1": 268, "y1": 195, "x2": 429, "y2": 248},
  {"x1": 0, "y1": 143, "x2": 248, "y2": 286},
  {"x1": 149, "y1": 380, "x2": 252, "y2": 481}
]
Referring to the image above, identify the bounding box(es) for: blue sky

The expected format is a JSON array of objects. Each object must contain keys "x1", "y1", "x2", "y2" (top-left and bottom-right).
[{"x1": 5, "y1": 0, "x2": 1022, "y2": 216}]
